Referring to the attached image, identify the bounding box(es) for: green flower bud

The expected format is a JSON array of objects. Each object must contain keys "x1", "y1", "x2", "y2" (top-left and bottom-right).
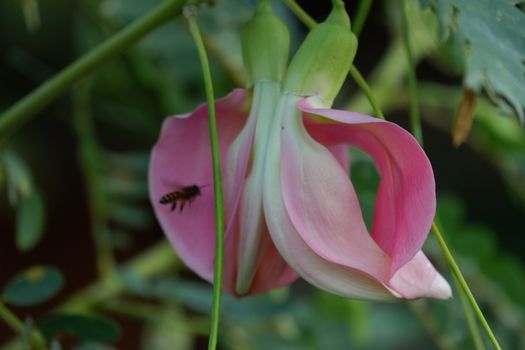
[
  {"x1": 241, "y1": 0, "x2": 290, "y2": 85},
  {"x1": 283, "y1": 0, "x2": 357, "y2": 103}
]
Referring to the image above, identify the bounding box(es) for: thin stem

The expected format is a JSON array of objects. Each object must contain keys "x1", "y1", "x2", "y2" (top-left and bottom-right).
[
  {"x1": 431, "y1": 223, "x2": 501, "y2": 350},
  {"x1": 284, "y1": 1, "x2": 502, "y2": 349},
  {"x1": 352, "y1": 0, "x2": 373, "y2": 37},
  {"x1": 454, "y1": 277, "x2": 486, "y2": 350},
  {"x1": 72, "y1": 81, "x2": 115, "y2": 278},
  {"x1": 282, "y1": 0, "x2": 316, "y2": 29},
  {"x1": 0, "y1": 0, "x2": 186, "y2": 140},
  {"x1": 187, "y1": 9, "x2": 225, "y2": 350},
  {"x1": 348, "y1": 66, "x2": 385, "y2": 119},
  {"x1": 282, "y1": 0, "x2": 383, "y2": 120},
  {"x1": 0, "y1": 302, "x2": 47, "y2": 350},
  {"x1": 400, "y1": 0, "x2": 423, "y2": 144}
]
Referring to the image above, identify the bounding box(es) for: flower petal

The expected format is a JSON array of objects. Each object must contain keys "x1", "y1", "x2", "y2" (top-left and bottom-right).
[
  {"x1": 225, "y1": 82, "x2": 297, "y2": 295},
  {"x1": 299, "y1": 99, "x2": 436, "y2": 275},
  {"x1": 280, "y1": 97, "x2": 390, "y2": 282},
  {"x1": 149, "y1": 89, "x2": 248, "y2": 291},
  {"x1": 264, "y1": 94, "x2": 395, "y2": 300},
  {"x1": 389, "y1": 251, "x2": 452, "y2": 299}
]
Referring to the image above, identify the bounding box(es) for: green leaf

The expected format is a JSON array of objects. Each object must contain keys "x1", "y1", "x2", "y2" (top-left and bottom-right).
[
  {"x1": 422, "y1": 0, "x2": 525, "y2": 121},
  {"x1": 1, "y1": 150, "x2": 33, "y2": 205},
  {"x1": 3, "y1": 266, "x2": 63, "y2": 306},
  {"x1": 38, "y1": 314, "x2": 120, "y2": 343},
  {"x1": 16, "y1": 189, "x2": 45, "y2": 251}
]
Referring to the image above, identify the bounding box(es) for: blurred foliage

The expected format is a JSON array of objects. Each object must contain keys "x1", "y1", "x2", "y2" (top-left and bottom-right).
[
  {"x1": 420, "y1": 0, "x2": 525, "y2": 122},
  {"x1": 0, "y1": 0, "x2": 524, "y2": 349},
  {"x1": 38, "y1": 314, "x2": 120, "y2": 344},
  {"x1": 2, "y1": 266, "x2": 63, "y2": 307}
]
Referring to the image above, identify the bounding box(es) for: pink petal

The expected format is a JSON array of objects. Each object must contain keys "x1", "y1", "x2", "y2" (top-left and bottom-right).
[
  {"x1": 224, "y1": 83, "x2": 297, "y2": 295},
  {"x1": 280, "y1": 101, "x2": 391, "y2": 282},
  {"x1": 299, "y1": 99, "x2": 436, "y2": 275},
  {"x1": 264, "y1": 115, "x2": 394, "y2": 298},
  {"x1": 149, "y1": 89, "x2": 248, "y2": 291},
  {"x1": 389, "y1": 251, "x2": 452, "y2": 299}
]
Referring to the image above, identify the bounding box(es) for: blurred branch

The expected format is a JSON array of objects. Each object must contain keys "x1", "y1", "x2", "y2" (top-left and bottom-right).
[
  {"x1": 0, "y1": 302, "x2": 47, "y2": 350},
  {"x1": 102, "y1": 300, "x2": 209, "y2": 335},
  {"x1": 72, "y1": 81, "x2": 115, "y2": 278},
  {"x1": 0, "y1": 241, "x2": 179, "y2": 350},
  {"x1": 0, "y1": 0, "x2": 187, "y2": 140},
  {"x1": 408, "y1": 301, "x2": 455, "y2": 350},
  {"x1": 345, "y1": 2, "x2": 437, "y2": 114},
  {"x1": 352, "y1": 0, "x2": 373, "y2": 38},
  {"x1": 199, "y1": 27, "x2": 245, "y2": 87},
  {"x1": 400, "y1": 0, "x2": 423, "y2": 144},
  {"x1": 282, "y1": 0, "x2": 316, "y2": 29}
]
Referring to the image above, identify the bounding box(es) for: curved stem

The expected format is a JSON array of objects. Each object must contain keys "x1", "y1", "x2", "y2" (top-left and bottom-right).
[
  {"x1": 72, "y1": 81, "x2": 115, "y2": 278},
  {"x1": 0, "y1": 0, "x2": 185, "y2": 140},
  {"x1": 432, "y1": 223, "x2": 501, "y2": 350},
  {"x1": 282, "y1": 0, "x2": 382, "y2": 120},
  {"x1": 282, "y1": 0, "x2": 316, "y2": 29},
  {"x1": 400, "y1": 0, "x2": 423, "y2": 144},
  {"x1": 187, "y1": 9, "x2": 225, "y2": 350},
  {"x1": 283, "y1": 1, "x2": 502, "y2": 349},
  {"x1": 348, "y1": 66, "x2": 385, "y2": 119}
]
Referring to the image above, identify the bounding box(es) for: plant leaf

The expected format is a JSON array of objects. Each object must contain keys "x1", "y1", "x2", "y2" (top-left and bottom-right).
[
  {"x1": 16, "y1": 189, "x2": 46, "y2": 251},
  {"x1": 38, "y1": 314, "x2": 120, "y2": 343},
  {"x1": 3, "y1": 266, "x2": 63, "y2": 306},
  {"x1": 422, "y1": 0, "x2": 525, "y2": 121}
]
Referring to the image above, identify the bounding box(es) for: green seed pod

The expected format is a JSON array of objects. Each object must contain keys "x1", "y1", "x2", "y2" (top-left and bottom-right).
[
  {"x1": 283, "y1": 0, "x2": 357, "y2": 103},
  {"x1": 241, "y1": 0, "x2": 290, "y2": 86}
]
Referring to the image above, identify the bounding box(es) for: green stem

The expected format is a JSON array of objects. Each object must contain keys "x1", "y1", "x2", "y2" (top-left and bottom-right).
[
  {"x1": 187, "y1": 9, "x2": 225, "y2": 350},
  {"x1": 400, "y1": 0, "x2": 423, "y2": 144},
  {"x1": 0, "y1": 302, "x2": 47, "y2": 350},
  {"x1": 282, "y1": 0, "x2": 382, "y2": 120},
  {"x1": 454, "y1": 277, "x2": 486, "y2": 350},
  {"x1": 0, "y1": 0, "x2": 185, "y2": 140},
  {"x1": 352, "y1": 0, "x2": 373, "y2": 37},
  {"x1": 432, "y1": 223, "x2": 501, "y2": 350},
  {"x1": 72, "y1": 81, "x2": 115, "y2": 278},
  {"x1": 282, "y1": 0, "x2": 316, "y2": 29},
  {"x1": 348, "y1": 66, "x2": 385, "y2": 119},
  {"x1": 284, "y1": 1, "x2": 502, "y2": 349}
]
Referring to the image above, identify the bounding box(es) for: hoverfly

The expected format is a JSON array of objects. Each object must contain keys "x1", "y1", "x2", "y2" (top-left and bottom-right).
[{"x1": 159, "y1": 184, "x2": 206, "y2": 212}]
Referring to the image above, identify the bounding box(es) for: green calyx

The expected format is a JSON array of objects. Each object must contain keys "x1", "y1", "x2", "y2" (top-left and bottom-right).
[
  {"x1": 241, "y1": 0, "x2": 290, "y2": 86},
  {"x1": 283, "y1": 0, "x2": 357, "y2": 103}
]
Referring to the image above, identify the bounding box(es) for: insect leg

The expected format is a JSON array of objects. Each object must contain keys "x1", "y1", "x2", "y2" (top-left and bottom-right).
[
  {"x1": 180, "y1": 201, "x2": 186, "y2": 212},
  {"x1": 171, "y1": 202, "x2": 177, "y2": 212}
]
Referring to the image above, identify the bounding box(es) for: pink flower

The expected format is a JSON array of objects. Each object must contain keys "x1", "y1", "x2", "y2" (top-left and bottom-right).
[
  {"x1": 262, "y1": 93, "x2": 451, "y2": 300},
  {"x1": 149, "y1": 0, "x2": 451, "y2": 300},
  {"x1": 148, "y1": 87, "x2": 451, "y2": 300},
  {"x1": 149, "y1": 86, "x2": 297, "y2": 297}
]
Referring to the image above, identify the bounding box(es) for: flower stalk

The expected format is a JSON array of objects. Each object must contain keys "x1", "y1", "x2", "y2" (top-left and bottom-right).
[
  {"x1": 186, "y1": 8, "x2": 225, "y2": 350},
  {"x1": 283, "y1": 1, "x2": 501, "y2": 349}
]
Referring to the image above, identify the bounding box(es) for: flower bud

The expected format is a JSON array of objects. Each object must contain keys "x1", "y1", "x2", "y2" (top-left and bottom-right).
[
  {"x1": 283, "y1": 0, "x2": 357, "y2": 103},
  {"x1": 241, "y1": 0, "x2": 290, "y2": 85}
]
